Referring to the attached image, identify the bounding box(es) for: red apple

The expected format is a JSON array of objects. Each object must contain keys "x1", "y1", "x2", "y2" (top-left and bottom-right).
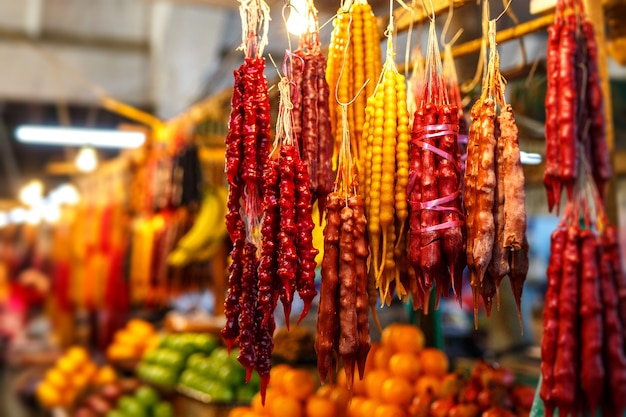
[
  {"x1": 477, "y1": 389, "x2": 493, "y2": 411},
  {"x1": 430, "y1": 399, "x2": 455, "y2": 417},
  {"x1": 511, "y1": 385, "x2": 535, "y2": 410},
  {"x1": 449, "y1": 404, "x2": 480, "y2": 417},
  {"x1": 481, "y1": 406, "x2": 515, "y2": 417}
]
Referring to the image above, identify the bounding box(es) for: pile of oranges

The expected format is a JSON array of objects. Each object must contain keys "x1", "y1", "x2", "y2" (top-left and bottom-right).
[
  {"x1": 342, "y1": 323, "x2": 451, "y2": 417},
  {"x1": 36, "y1": 346, "x2": 118, "y2": 409},
  {"x1": 106, "y1": 319, "x2": 160, "y2": 362},
  {"x1": 228, "y1": 364, "x2": 350, "y2": 417},
  {"x1": 228, "y1": 323, "x2": 531, "y2": 417}
]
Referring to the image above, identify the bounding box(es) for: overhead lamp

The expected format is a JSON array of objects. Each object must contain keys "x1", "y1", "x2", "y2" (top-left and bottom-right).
[
  {"x1": 41, "y1": 204, "x2": 61, "y2": 224},
  {"x1": 15, "y1": 125, "x2": 146, "y2": 149},
  {"x1": 49, "y1": 183, "x2": 80, "y2": 205},
  {"x1": 286, "y1": 0, "x2": 307, "y2": 36},
  {"x1": 19, "y1": 180, "x2": 44, "y2": 206},
  {"x1": 9, "y1": 207, "x2": 27, "y2": 224},
  {"x1": 25, "y1": 209, "x2": 42, "y2": 225},
  {"x1": 75, "y1": 146, "x2": 98, "y2": 173}
]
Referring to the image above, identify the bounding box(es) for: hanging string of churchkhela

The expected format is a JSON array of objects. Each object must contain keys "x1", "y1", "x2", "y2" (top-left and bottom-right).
[
  {"x1": 539, "y1": 155, "x2": 626, "y2": 417},
  {"x1": 462, "y1": 2, "x2": 527, "y2": 328},
  {"x1": 222, "y1": 0, "x2": 273, "y2": 400},
  {"x1": 326, "y1": 0, "x2": 382, "y2": 170},
  {"x1": 539, "y1": 1, "x2": 626, "y2": 416},
  {"x1": 408, "y1": 12, "x2": 465, "y2": 313},
  {"x1": 316, "y1": 36, "x2": 370, "y2": 389},
  {"x1": 440, "y1": 0, "x2": 468, "y2": 178},
  {"x1": 543, "y1": 0, "x2": 611, "y2": 214},
  {"x1": 289, "y1": 0, "x2": 334, "y2": 221},
  {"x1": 359, "y1": 6, "x2": 411, "y2": 307}
]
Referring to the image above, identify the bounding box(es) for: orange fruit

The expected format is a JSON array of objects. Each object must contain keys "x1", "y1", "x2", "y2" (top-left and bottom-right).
[
  {"x1": 364, "y1": 369, "x2": 390, "y2": 400},
  {"x1": 127, "y1": 319, "x2": 155, "y2": 336},
  {"x1": 269, "y1": 394, "x2": 303, "y2": 417},
  {"x1": 381, "y1": 377, "x2": 414, "y2": 407},
  {"x1": 316, "y1": 384, "x2": 333, "y2": 398},
  {"x1": 389, "y1": 352, "x2": 421, "y2": 381},
  {"x1": 36, "y1": 382, "x2": 61, "y2": 408},
  {"x1": 381, "y1": 324, "x2": 404, "y2": 348},
  {"x1": 269, "y1": 364, "x2": 292, "y2": 394},
  {"x1": 228, "y1": 406, "x2": 251, "y2": 417},
  {"x1": 348, "y1": 396, "x2": 365, "y2": 417},
  {"x1": 328, "y1": 385, "x2": 351, "y2": 415},
  {"x1": 336, "y1": 368, "x2": 348, "y2": 387},
  {"x1": 352, "y1": 373, "x2": 367, "y2": 396},
  {"x1": 56, "y1": 356, "x2": 79, "y2": 375},
  {"x1": 65, "y1": 346, "x2": 89, "y2": 365},
  {"x1": 365, "y1": 343, "x2": 381, "y2": 371},
  {"x1": 390, "y1": 325, "x2": 425, "y2": 354},
  {"x1": 374, "y1": 404, "x2": 407, "y2": 417},
  {"x1": 306, "y1": 396, "x2": 337, "y2": 417},
  {"x1": 415, "y1": 375, "x2": 442, "y2": 398},
  {"x1": 419, "y1": 348, "x2": 449, "y2": 377},
  {"x1": 373, "y1": 346, "x2": 394, "y2": 370},
  {"x1": 358, "y1": 398, "x2": 381, "y2": 416},
  {"x1": 45, "y1": 369, "x2": 67, "y2": 390},
  {"x1": 252, "y1": 388, "x2": 277, "y2": 413},
  {"x1": 282, "y1": 369, "x2": 316, "y2": 401},
  {"x1": 241, "y1": 412, "x2": 264, "y2": 417}
]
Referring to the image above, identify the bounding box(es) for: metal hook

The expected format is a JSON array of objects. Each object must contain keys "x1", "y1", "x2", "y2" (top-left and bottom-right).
[
  {"x1": 494, "y1": 0, "x2": 513, "y2": 22},
  {"x1": 420, "y1": 0, "x2": 436, "y2": 23}
]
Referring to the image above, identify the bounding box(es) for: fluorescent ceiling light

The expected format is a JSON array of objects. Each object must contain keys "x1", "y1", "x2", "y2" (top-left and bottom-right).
[
  {"x1": 520, "y1": 151, "x2": 542, "y2": 165},
  {"x1": 15, "y1": 125, "x2": 146, "y2": 149}
]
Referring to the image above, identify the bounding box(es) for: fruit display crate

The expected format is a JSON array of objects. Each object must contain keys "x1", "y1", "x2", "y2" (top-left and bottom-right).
[{"x1": 173, "y1": 390, "x2": 239, "y2": 417}]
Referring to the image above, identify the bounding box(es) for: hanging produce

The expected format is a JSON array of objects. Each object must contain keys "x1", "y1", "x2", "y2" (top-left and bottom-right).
[
  {"x1": 543, "y1": 0, "x2": 610, "y2": 213},
  {"x1": 463, "y1": 8, "x2": 527, "y2": 327},
  {"x1": 290, "y1": 0, "x2": 334, "y2": 219},
  {"x1": 540, "y1": 161, "x2": 626, "y2": 417},
  {"x1": 326, "y1": 0, "x2": 382, "y2": 166},
  {"x1": 441, "y1": 24, "x2": 468, "y2": 173},
  {"x1": 222, "y1": 0, "x2": 274, "y2": 400},
  {"x1": 316, "y1": 76, "x2": 370, "y2": 391},
  {"x1": 359, "y1": 11, "x2": 411, "y2": 306},
  {"x1": 257, "y1": 74, "x2": 319, "y2": 330},
  {"x1": 408, "y1": 14, "x2": 465, "y2": 312}
]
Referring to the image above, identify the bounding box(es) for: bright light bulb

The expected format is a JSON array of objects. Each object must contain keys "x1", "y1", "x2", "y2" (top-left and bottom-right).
[
  {"x1": 42, "y1": 204, "x2": 61, "y2": 224},
  {"x1": 286, "y1": 0, "x2": 307, "y2": 36},
  {"x1": 0, "y1": 212, "x2": 8, "y2": 228},
  {"x1": 9, "y1": 208, "x2": 27, "y2": 224},
  {"x1": 25, "y1": 209, "x2": 41, "y2": 225},
  {"x1": 76, "y1": 147, "x2": 98, "y2": 173},
  {"x1": 50, "y1": 183, "x2": 80, "y2": 205},
  {"x1": 19, "y1": 180, "x2": 44, "y2": 206}
]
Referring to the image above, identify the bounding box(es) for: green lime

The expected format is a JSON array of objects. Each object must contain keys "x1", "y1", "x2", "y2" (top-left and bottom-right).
[
  {"x1": 153, "y1": 401, "x2": 174, "y2": 417},
  {"x1": 134, "y1": 385, "x2": 159, "y2": 409}
]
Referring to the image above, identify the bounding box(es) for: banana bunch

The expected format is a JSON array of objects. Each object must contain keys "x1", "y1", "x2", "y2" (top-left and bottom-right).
[{"x1": 167, "y1": 185, "x2": 228, "y2": 267}]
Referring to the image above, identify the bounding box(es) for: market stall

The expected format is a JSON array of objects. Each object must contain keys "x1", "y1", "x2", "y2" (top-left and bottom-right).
[{"x1": 0, "y1": 0, "x2": 624, "y2": 416}]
